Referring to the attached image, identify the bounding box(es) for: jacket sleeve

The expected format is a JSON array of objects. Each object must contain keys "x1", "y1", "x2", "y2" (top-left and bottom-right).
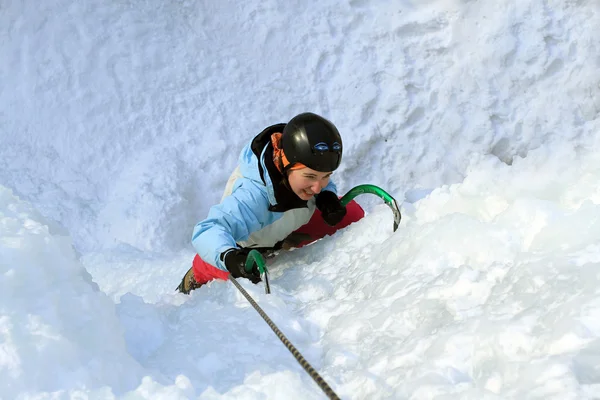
[{"x1": 191, "y1": 179, "x2": 271, "y2": 271}]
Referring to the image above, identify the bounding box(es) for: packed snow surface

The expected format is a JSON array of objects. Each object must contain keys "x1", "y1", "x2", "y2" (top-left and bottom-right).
[{"x1": 1, "y1": 0, "x2": 600, "y2": 398}]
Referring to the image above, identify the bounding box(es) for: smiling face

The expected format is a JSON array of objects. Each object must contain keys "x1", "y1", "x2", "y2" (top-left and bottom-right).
[{"x1": 287, "y1": 167, "x2": 333, "y2": 200}]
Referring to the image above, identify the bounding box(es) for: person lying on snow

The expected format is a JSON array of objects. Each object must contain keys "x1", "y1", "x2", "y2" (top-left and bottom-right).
[{"x1": 177, "y1": 112, "x2": 365, "y2": 294}]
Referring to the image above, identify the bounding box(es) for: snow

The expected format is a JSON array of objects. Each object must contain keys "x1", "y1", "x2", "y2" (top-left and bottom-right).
[{"x1": 1, "y1": 0, "x2": 600, "y2": 398}]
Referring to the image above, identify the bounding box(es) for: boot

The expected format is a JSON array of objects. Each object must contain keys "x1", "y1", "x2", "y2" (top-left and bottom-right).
[{"x1": 176, "y1": 266, "x2": 203, "y2": 294}]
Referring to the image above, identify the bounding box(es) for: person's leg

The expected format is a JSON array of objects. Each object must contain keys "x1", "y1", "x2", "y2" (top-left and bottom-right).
[
  {"x1": 192, "y1": 254, "x2": 229, "y2": 284},
  {"x1": 290, "y1": 199, "x2": 365, "y2": 248},
  {"x1": 177, "y1": 254, "x2": 229, "y2": 294}
]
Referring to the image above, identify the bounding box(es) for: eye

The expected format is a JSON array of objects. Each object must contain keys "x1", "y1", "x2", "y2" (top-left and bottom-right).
[{"x1": 332, "y1": 142, "x2": 341, "y2": 152}]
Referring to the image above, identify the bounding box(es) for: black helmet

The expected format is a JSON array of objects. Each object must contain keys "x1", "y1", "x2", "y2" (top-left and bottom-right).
[{"x1": 281, "y1": 112, "x2": 343, "y2": 172}]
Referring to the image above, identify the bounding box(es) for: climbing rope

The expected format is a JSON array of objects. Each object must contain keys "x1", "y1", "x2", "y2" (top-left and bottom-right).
[{"x1": 229, "y1": 276, "x2": 342, "y2": 400}]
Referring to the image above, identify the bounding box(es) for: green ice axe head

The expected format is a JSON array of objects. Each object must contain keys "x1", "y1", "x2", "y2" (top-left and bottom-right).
[
  {"x1": 340, "y1": 184, "x2": 402, "y2": 232},
  {"x1": 245, "y1": 250, "x2": 270, "y2": 294}
]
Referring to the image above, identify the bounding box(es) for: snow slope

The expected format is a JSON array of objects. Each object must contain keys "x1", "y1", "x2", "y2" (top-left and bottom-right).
[{"x1": 1, "y1": 0, "x2": 600, "y2": 398}]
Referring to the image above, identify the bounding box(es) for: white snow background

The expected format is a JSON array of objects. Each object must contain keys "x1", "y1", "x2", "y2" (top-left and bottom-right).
[{"x1": 2, "y1": 0, "x2": 600, "y2": 398}]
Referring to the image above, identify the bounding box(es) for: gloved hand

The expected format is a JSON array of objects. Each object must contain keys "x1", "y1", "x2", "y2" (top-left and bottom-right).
[
  {"x1": 221, "y1": 248, "x2": 261, "y2": 284},
  {"x1": 315, "y1": 191, "x2": 347, "y2": 226}
]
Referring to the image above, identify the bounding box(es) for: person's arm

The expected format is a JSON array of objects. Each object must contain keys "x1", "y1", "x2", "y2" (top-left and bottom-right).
[{"x1": 191, "y1": 180, "x2": 271, "y2": 271}]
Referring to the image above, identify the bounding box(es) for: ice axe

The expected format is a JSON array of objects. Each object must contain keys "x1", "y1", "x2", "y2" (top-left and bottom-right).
[
  {"x1": 244, "y1": 249, "x2": 270, "y2": 294},
  {"x1": 340, "y1": 184, "x2": 402, "y2": 232}
]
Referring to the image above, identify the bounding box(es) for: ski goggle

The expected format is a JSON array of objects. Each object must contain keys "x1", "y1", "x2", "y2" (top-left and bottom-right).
[{"x1": 313, "y1": 142, "x2": 342, "y2": 154}]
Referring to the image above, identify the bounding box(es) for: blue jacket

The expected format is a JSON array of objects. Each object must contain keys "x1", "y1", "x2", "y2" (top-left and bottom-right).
[{"x1": 192, "y1": 126, "x2": 337, "y2": 271}]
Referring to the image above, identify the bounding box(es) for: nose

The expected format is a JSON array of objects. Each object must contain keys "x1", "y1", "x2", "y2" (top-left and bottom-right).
[{"x1": 310, "y1": 181, "x2": 322, "y2": 194}]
